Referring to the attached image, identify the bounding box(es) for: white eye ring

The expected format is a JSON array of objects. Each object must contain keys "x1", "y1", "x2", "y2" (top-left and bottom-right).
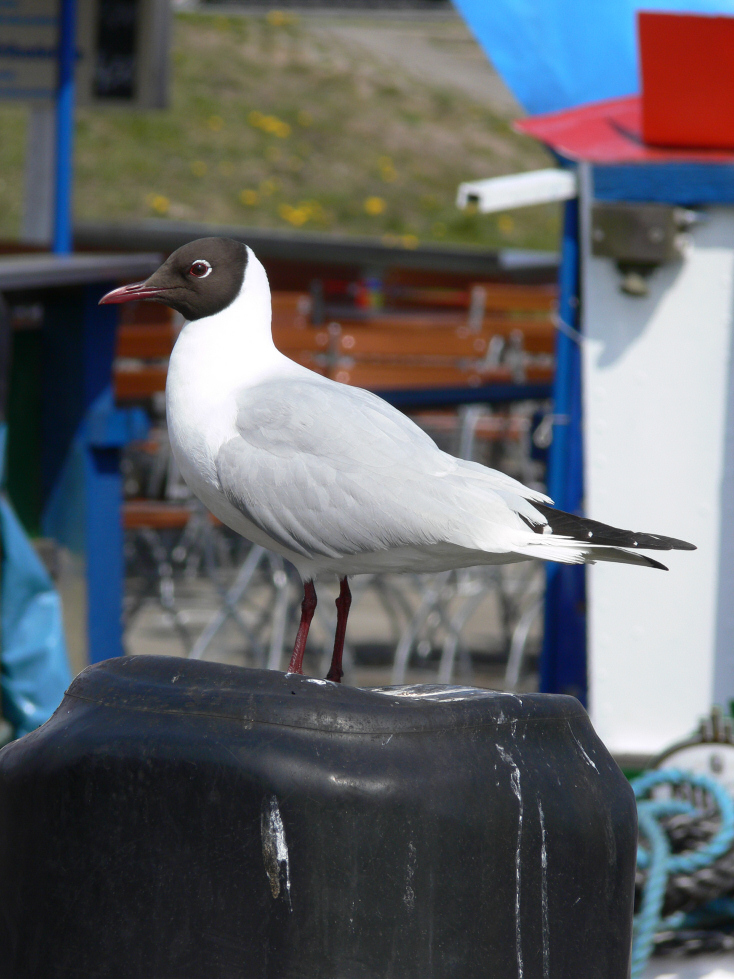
[{"x1": 189, "y1": 259, "x2": 212, "y2": 278}]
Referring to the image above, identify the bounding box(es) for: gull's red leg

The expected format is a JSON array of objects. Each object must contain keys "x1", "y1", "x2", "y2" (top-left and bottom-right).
[
  {"x1": 288, "y1": 580, "x2": 317, "y2": 675},
  {"x1": 326, "y1": 577, "x2": 351, "y2": 683}
]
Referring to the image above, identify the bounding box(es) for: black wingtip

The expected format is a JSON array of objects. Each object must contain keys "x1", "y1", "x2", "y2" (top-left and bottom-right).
[
  {"x1": 530, "y1": 503, "x2": 696, "y2": 553},
  {"x1": 642, "y1": 555, "x2": 669, "y2": 571}
]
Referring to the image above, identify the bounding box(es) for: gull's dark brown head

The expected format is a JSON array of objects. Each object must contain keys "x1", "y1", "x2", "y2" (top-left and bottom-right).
[{"x1": 99, "y1": 237, "x2": 249, "y2": 321}]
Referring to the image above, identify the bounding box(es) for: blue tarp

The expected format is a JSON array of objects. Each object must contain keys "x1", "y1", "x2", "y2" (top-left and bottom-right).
[
  {"x1": 0, "y1": 424, "x2": 71, "y2": 738},
  {"x1": 452, "y1": 0, "x2": 734, "y2": 115}
]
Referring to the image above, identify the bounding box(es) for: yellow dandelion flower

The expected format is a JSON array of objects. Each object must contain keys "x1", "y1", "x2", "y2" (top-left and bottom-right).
[
  {"x1": 364, "y1": 196, "x2": 386, "y2": 216},
  {"x1": 279, "y1": 203, "x2": 309, "y2": 226},
  {"x1": 207, "y1": 115, "x2": 224, "y2": 132},
  {"x1": 146, "y1": 194, "x2": 170, "y2": 215},
  {"x1": 497, "y1": 214, "x2": 515, "y2": 235},
  {"x1": 239, "y1": 189, "x2": 259, "y2": 206},
  {"x1": 401, "y1": 234, "x2": 419, "y2": 249},
  {"x1": 190, "y1": 160, "x2": 207, "y2": 177},
  {"x1": 266, "y1": 10, "x2": 292, "y2": 26},
  {"x1": 260, "y1": 177, "x2": 279, "y2": 195},
  {"x1": 260, "y1": 116, "x2": 290, "y2": 138}
]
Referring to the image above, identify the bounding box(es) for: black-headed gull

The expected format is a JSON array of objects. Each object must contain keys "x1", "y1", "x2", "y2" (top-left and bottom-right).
[{"x1": 101, "y1": 238, "x2": 695, "y2": 683}]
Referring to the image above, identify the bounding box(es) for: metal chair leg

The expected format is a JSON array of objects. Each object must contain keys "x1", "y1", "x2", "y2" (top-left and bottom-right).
[
  {"x1": 189, "y1": 545, "x2": 267, "y2": 660},
  {"x1": 505, "y1": 597, "x2": 543, "y2": 690}
]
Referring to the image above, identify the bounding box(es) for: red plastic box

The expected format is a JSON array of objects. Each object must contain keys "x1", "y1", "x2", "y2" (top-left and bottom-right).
[{"x1": 639, "y1": 10, "x2": 734, "y2": 150}]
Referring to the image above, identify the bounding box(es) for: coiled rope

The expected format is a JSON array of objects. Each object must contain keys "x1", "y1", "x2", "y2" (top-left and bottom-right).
[{"x1": 631, "y1": 768, "x2": 734, "y2": 979}]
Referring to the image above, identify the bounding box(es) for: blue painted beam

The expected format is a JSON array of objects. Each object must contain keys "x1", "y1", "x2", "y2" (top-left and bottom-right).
[
  {"x1": 53, "y1": 0, "x2": 76, "y2": 254},
  {"x1": 80, "y1": 285, "x2": 127, "y2": 663},
  {"x1": 378, "y1": 383, "x2": 552, "y2": 411},
  {"x1": 540, "y1": 198, "x2": 587, "y2": 703},
  {"x1": 41, "y1": 283, "x2": 143, "y2": 664},
  {"x1": 594, "y1": 163, "x2": 734, "y2": 206}
]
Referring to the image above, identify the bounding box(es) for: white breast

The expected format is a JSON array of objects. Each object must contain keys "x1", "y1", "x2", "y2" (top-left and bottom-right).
[{"x1": 164, "y1": 251, "x2": 315, "y2": 562}]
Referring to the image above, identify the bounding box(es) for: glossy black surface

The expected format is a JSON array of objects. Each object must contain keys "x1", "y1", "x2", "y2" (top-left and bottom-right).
[{"x1": 0, "y1": 656, "x2": 636, "y2": 979}]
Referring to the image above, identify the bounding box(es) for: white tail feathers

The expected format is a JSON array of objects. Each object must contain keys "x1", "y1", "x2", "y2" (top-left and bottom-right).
[{"x1": 515, "y1": 537, "x2": 668, "y2": 570}]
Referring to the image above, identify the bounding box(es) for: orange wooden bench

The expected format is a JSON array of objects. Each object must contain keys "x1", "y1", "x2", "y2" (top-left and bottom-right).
[
  {"x1": 271, "y1": 318, "x2": 329, "y2": 375},
  {"x1": 123, "y1": 499, "x2": 196, "y2": 530},
  {"x1": 387, "y1": 282, "x2": 557, "y2": 314},
  {"x1": 113, "y1": 283, "x2": 557, "y2": 401},
  {"x1": 324, "y1": 319, "x2": 554, "y2": 389},
  {"x1": 116, "y1": 322, "x2": 175, "y2": 360},
  {"x1": 412, "y1": 410, "x2": 528, "y2": 442},
  {"x1": 114, "y1": 299, "x2": 176, "y2": 401},
  {"x1": 328, "y1": 362, "x2": 514, "y2": 390}
]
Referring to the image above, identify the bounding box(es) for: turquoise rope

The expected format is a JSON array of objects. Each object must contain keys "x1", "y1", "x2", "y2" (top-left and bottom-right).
[{"x1": 630, "y1": 769, "x2": 734, "y2": 979}]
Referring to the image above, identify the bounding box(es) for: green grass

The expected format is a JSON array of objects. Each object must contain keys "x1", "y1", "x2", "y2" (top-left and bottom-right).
[{"x1": 0, "y1": 12, "x2": 559, "y2": 250}]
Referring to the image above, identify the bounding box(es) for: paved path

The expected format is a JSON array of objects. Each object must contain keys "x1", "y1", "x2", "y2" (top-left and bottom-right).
[{"x1": 314, "y1": 17, "x2": 521, "y2": 114}]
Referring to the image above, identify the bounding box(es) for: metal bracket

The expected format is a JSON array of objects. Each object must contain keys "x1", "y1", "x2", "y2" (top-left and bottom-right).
[{"x1": 591, "y1": 202, "x2": 681, "y2": 264}]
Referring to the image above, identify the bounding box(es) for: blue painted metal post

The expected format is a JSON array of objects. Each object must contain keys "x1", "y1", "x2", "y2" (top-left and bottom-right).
[
  {"x1": 53, "y1": 0, "x2": 76, "y2": 254},
  {"x1": 82, "y1": 287, "x2": 127, "y2": 662},
  {"x1": 41, "y1": 284, "x2": 136, "y2": 664},
  {"x1": 540, "y1": 196, "x2": 587, "y2": 702}
]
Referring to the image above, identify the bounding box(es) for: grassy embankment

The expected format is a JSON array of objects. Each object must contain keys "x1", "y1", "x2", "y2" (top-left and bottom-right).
[{"x1": 0, "y1": 12, "x2": 558, "y2": 250}]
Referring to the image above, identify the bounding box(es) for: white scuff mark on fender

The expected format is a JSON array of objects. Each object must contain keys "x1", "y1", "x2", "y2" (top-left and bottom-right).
[
  {"x1": 261, "y1": 796, "x2": 292, "y2": 910},
  {"x1": 567, "y1": 722, "x2": 599, "y2": 773},
  {"x1": 498, "y1": 746, "x2": 523, "y2": 979},
  {"x1": 404, "y1": 839, "x2": 417, "y2": 911},
  {"x1": 538, "y1": 799, "x2": 550, "y2": 979}
]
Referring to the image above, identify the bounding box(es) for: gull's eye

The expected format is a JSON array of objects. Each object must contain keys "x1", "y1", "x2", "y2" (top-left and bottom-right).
[{"x1": 188, "y1": 260, "x2": 212, "y2": 278}]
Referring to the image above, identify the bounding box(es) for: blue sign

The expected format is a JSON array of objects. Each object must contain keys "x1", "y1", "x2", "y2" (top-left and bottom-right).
[{"x1": 0, "y1": 1, "x2": 59, "y2": 101}]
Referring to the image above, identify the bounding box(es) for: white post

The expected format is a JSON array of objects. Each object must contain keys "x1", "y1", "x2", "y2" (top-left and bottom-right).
[
  {"x1": 22, "y1": 104, "x2": 56, "y2": 246},
  {"x1": 583, "y1": 206, "x2": 734, "y2": 759}
]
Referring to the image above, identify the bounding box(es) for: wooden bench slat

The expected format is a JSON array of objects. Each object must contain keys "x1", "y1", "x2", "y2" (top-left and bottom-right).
[
  {"x1": 272, "y1": 325, "x2": 331, "y2": 352},
  {"x1": 117, "y1": 323, "x2": 176, "y2": 359},
  {"x1": 115, "y1": 366, "x2": 167, "y2": 400},
  {"x1": 328, "y1": 363, "x2": 514, "y2": 390},
  {"x1": 387, "y1": 283, "x2": 558, "y2": 312},
  {"x1": 413, "y1": 411, "x2": 527, "y2": 441},
  {"x1": 123, "y1": 500, "x2": 195, "y2": 530},
  {"x1": 336, "y1": 328, "x2": 489, "y2": 359}
]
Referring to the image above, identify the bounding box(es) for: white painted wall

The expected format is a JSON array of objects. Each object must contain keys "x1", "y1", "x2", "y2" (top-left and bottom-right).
[{"x1": 583, "y1": 207, "x2": 734, "y2": 757}]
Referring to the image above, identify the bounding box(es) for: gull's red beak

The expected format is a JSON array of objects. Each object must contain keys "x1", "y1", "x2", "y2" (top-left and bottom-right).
[{"x1": 98, "y1": 280, "x2": 169, "y2": 305}]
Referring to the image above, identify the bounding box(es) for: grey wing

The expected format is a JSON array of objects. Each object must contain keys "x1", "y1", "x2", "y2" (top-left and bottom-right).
[{"x1": 215, "y1": 377, "x2": 550, "y2": 559}]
